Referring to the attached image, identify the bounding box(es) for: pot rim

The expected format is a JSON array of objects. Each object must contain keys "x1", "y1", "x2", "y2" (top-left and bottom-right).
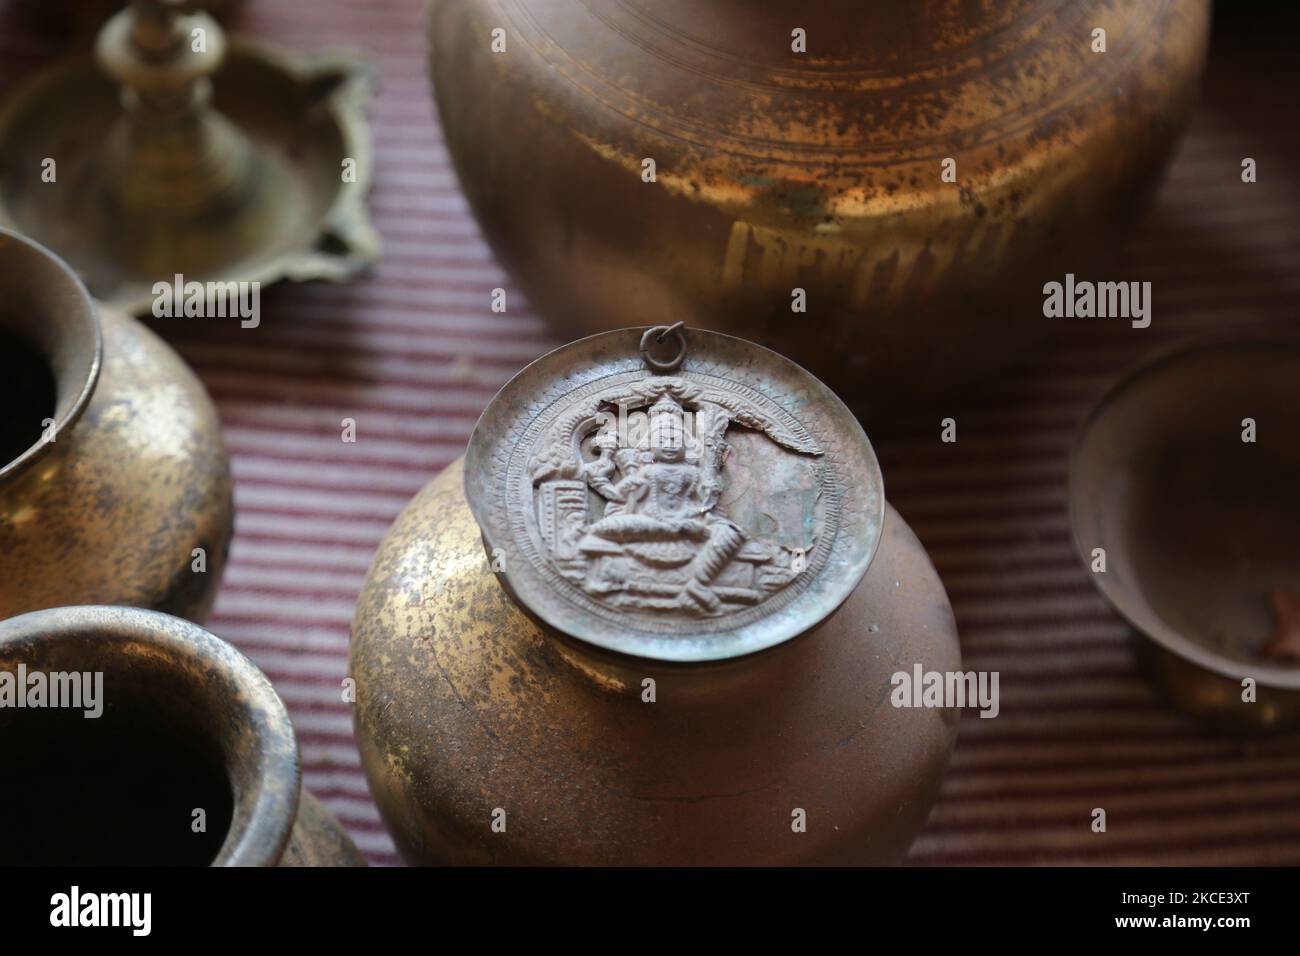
[
  {"x1": 0, "y1": 605, "x2": 302, "y2": 866},
  {"x1": 1067, "y1": 333, "x2": 1300, "y2": 692},
  {"x1": 0, "y1": 228, "x2": 103, "y2": 484}
]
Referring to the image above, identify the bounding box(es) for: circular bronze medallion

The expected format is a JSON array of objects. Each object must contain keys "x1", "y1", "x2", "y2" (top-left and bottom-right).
[{"x1": 464, "y1": 326, "x2": 884, "y2": 661}]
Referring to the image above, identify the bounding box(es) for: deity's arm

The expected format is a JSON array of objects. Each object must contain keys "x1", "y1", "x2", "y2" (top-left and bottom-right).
[
  {"x1": 587, "y1": 474, "x2": 622, "y2": 501},
  {"x1": 614, "y1": 448, "x2": 639, "y2": 472},
  {"x1": 610, "y1": 471, "x2": 647, "y2": 502}
]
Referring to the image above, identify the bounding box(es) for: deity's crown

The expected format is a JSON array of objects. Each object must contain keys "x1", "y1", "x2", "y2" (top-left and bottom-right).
[
  {"x1": 648, "y1": 393, "x2": 684, "y2": 418},
  {"x1": 642, "y1": 392, "x2": 693, "y2": 458}
]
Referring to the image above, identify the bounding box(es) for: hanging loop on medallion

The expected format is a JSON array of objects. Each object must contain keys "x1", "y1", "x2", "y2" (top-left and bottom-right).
[{"x1": 640, "y1": 322, "x2": 687, "y2": 373}]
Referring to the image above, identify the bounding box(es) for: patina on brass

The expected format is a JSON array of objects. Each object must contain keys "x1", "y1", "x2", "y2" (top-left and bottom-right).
[
  {"x1": 0, "y1": 229, "x2": 233, "y2": 621},
  {"x1": 352, "y1": 328, "x2": 961, "y2": 865},
  {"x1": 0, "y1": 605, "x2": 364, "y2": 866},
  {"x1": 0, "y1": 0, "x2": 379, "y2": 316},
  {"x1": 1070, "y1": 338, "x2": 1300, "y2": 732},
  {"x1": 428, "y1": 0, "x2": 1210, "y2": 407}
]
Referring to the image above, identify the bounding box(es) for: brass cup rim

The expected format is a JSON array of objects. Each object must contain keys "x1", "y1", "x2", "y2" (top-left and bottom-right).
[
  {"x1": 0, "y1": 605, "x2": 302, "y2": 866},
  {"x1": 0, "y1": 228, "x2": 103, "y2": 484}
]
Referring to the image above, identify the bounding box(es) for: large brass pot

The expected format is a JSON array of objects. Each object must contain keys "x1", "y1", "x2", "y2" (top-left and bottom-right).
[
  {"x1": 428, "y1": 0, "x2": 1210, "y2": 405},
  {"x1": 0, "y1": 605, "x2": 364, "y2": 866},
  {"x1": 0, "y1": 230, "x2": 232, "y2": 621},
  {"x1": 351, "y1": 460, "x2": 961, "y2": 865}
]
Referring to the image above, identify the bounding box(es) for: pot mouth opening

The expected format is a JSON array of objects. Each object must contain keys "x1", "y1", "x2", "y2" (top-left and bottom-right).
[
  {"x1": 0, "y1": 606, "x2": 300, "y2": 866},
  {"x1": 0, "y1": 229, "x2": 101, "y2": 483},
  {"x1": 0, "y1": 685, "x2": 235, "y2": 865}
]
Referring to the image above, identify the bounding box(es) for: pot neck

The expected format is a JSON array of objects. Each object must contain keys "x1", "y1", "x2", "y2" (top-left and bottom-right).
[
  {"x1": 543, "y1": 619, "x2": 793, "y2": 690},
  {"x1": 0, "y1": 229, "x2": 102, "y2": 485}
]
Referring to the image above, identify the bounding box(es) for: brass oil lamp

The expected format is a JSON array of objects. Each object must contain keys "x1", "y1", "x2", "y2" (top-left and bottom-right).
[{"x1": 0, "y1": 0, "x2": 379, "y2": 316}]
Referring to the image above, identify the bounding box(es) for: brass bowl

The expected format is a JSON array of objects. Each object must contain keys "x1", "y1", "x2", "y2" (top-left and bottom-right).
[
  {"x1": 428, "y1": 0, "x2": 1210, "y2": 406},
  {"x1": 1070, "y1": 338, "x2": 1300, "y2": 732},
  {"x1": 0, "y1": 605, "x2": 363, "y2": 865},
  {"x1": 0, "y1": 229, "x2": 232, "y2": 621},
  {"x1": 351, "y1": 460, "x2": 960, "y2": 865}
]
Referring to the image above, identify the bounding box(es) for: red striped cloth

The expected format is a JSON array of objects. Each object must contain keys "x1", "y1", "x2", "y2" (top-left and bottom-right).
[{"x1": 4, "y1": 2, "x2": 1298, "y2": 866}]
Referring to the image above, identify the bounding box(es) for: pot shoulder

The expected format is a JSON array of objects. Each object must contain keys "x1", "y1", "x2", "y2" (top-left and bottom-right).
[
  {"x1": 432, "y1": 0, "x2": 1210, "y2": 204},
  {"x1": 352, "y1": 458, "x2": 961, "y2": 865},
  {"x1": 0, "y1": 307, "x2": 233, "y2": 621},
  {"x1": 428, "y1": 1, "x2": 1210, "y2": 402}
]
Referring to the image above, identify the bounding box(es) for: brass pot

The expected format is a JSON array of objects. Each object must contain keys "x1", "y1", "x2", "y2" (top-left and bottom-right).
[
  {"x1": 354, "y1": 463, "x2": 959, "y2": 865},
  {"x1": 428, "y1": 0, "x2": 1210, "y2": 405},
  {"x1": 0, "y1": 229, "x2": 232, "y2": 621},
  {"x1": 0, "y1": 605, "x2": 364, "y2": 866}
]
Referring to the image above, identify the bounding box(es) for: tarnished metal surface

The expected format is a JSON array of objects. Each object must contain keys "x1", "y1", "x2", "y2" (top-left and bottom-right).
[
  {"x1": 351, "y1": 458, "x2": 960, "y2": 865},
  {"x1": 0, "y1": 0, "x2": 378, "y2": 315},
  {"x1": 428, "y1": 0, "x2": 1210, "y2": 405},
  {"x1": 0, "y1": 229, "x2": 233, "y2": 621},
  {"x1": 463, "y1": 326, "x2": 884, "y2": 661},
  {"x1": 0, "y1": 605, "x2": 364, "y2": 866},
  {"x1": 1070, "y1": 338, "x2": 1300, "y2": 732}
]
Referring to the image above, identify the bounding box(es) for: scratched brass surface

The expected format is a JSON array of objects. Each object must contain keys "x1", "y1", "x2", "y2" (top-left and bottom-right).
[{"x1": 351, "y1": 459, "x2": 961, "y2": 865}]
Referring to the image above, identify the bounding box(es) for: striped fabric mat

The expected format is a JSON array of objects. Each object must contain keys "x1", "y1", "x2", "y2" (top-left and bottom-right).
[{"x1": 3, "y1": 2, "x2": 1298, "y2": 866}]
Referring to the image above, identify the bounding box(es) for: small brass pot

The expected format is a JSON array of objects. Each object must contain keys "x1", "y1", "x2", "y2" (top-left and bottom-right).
[
  {"x1": 428, "y1": 0, "x2": 1210, "y2": 405},
  {"x1": 351, "y1": 460, "x2": 961, "y2": 865},
  {"x1": 0, "y1": 605, "x2": 364, "y2": 866},
  {"x1": 0, "y1": 229, "x2": 232, "y2": 621}
]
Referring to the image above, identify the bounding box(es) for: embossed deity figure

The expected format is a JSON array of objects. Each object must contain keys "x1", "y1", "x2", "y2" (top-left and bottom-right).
[
  {"x1": 528, "y1": 377, "x2": 824, "y2": 618},
  {"x1": 579, "y1": 395, "x2": 744, "y2": 614}
]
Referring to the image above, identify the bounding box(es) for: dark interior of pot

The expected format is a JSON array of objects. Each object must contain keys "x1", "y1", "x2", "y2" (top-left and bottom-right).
[
  {"x1": 0, "y1": 327, "x2": 57, "y2": 469},
  {"x1": 1072, "y1": 340, "x2": 1300, "y2": 680},
  {"x1": 0, "y1": 699, "x2": 234, "y2": 865},
  {"x1": 0, "y1": 608, "x2": 302, "y2": 866}
]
